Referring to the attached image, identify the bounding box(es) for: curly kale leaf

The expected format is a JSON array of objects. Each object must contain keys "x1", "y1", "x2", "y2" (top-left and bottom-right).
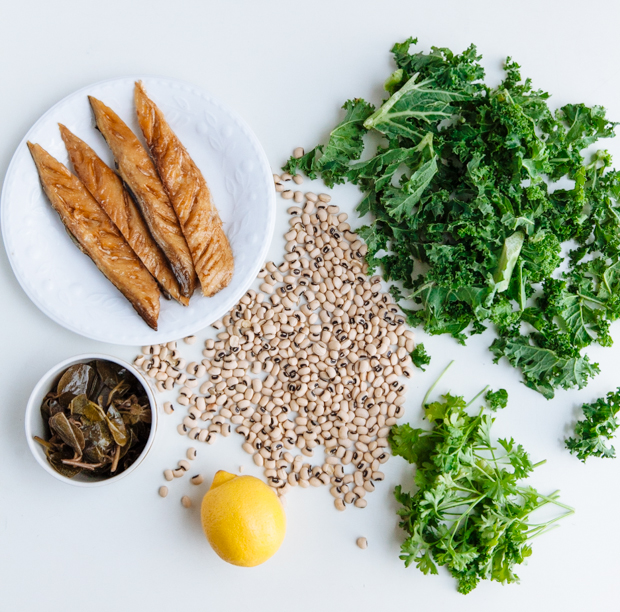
[
  {"x1": 490, "y1": 335, "x2": 599, "y2": 399},
  {"x1": 283, "y1": 98, "x2": 374, "y2": 186},
  {"x1": 287, "y1": 36, "x2": 618, "y2": 398},
  {"x1": 363, "y1": 72, "x2": 471, "y2": 141},
  {"x1": 566, "y1": 388, "x2": 620, "y2": 461},
  {"x1": 486, "y1": 388, "x2": 508, "y2": 410}
]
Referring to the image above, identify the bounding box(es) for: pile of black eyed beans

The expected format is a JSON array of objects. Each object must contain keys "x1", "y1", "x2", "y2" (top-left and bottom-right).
[{"x1": 136, "y1": 160, "x2": 415, "y2": 511}]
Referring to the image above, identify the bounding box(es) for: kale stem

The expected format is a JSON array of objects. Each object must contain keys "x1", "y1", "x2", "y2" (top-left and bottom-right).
[
  {"x1": 408, "y1": 281, "x2": 436, "y2": 300},
  {"x1": 576, "y1": 292, "x2": 606, "y2": 307},
  {"x1": 422, "y1": 360, "x2": 454, "y2": 410}
]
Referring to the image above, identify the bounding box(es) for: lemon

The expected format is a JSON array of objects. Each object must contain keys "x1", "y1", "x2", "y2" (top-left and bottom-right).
[{"x1": 200, "y1": 471, "x2": 286, "y2": 566}]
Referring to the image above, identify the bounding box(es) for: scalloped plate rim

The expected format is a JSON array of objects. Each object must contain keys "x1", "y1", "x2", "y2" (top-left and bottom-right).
[{"x1": 1, "y1": 75, "x2": 275, "y2": 345}]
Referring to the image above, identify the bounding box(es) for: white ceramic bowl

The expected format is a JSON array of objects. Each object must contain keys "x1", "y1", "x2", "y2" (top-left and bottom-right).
[{"x1": 25, "y1": 353, "x2": 157, "y2": 486}]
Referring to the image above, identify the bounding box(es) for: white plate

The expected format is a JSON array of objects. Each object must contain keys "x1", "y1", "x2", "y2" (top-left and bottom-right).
[{"x1": 1, "y1": 76, "x2": 275, "y2": 345}]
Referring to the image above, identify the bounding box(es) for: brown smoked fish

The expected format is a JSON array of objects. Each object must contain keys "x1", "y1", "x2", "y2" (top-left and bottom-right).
[
  {"x1": 28, "y1": 142, "x2": 160, "y2": 330},
  {"x1": 88, "y1": 96, "x2": 196, "y2": 298},
  {"x1": 59, "y1": 124, "x2": 189, "y2": 306},
  {"x1": 135, "y1": 81, "x2": 234, "y2": 297}
]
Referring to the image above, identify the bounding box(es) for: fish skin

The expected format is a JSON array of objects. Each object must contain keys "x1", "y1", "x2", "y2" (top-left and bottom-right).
[
  {"x1": 27, "y1": 142, "x2": 160, "y2": 330},
  {"x1": 134, "y1": 81, "x2": 234, "y2": 298},
  {"x1": 59, "y1": 124, "x2": 189, "y2": 307},
  {"x1": 88, "y1": 95, "x2": 196, "y2": 298}
]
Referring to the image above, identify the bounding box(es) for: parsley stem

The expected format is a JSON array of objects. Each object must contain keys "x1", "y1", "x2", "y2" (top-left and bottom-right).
[
  {"x1": 448, "y1": 495, "x2": 485, "y2": 542},
  {"x1": 440, "y1": 495, "x2": 482, "y2": 511},
  {"x1": 525, "y1": 524, "x2": 560, "y2": 542},
  {"x1": 422, "y1": 360, "x2": 454, "y2": 410},
  {"x1": 518, "y1": 488, "x2": 574, "y2": 513},
  {"x1": 525, "y1": 508, "x2": 574, "y2": 540},
  {"x1": 452, "y1": 484, "x2": 480, "y2": 495},
  {"x1": 466, "y1": 385, "x2": 489, "y2": 408}
]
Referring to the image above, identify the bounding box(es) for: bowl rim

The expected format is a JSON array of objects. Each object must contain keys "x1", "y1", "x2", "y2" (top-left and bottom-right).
[{"x1": 25, "y1": 353, "x2": 158, "y2": 487}]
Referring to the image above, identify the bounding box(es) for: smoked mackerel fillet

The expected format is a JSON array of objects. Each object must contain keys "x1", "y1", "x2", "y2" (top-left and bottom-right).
[
  {"x1": 28, "y1": 142, "x2": 160, "y2": 330},
  {"x1": 135, "y1": 81, "x2": 234, "y2": 297},
  {"x1": 88, "y1": 96, "x2": 196, "y2": 298},
  {"x1": 59, "y1": 124, "x2": 189, "y2": 306}
]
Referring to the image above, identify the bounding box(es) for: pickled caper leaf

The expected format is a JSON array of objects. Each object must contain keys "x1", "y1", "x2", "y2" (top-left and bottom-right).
[
  {"x1": 83, "y1": 444, "x2": 106, "y2": 464},
  {"x1": 39, "y1": 359, "x2": 151, "y2": 479},
  {"x1": 70, "y1": 394, "x2": 98, "y2": 417},
  {"x1": 49, "y1": 412, "x2": 83, "y2": 455},
  {"x1": 106, "y1": 405, "x2": 128, "y2": 446},
  {"x1": 82, "y1": 420, "x2": 114, "y2": 453},
  {"x1": 69, "y1": 419, "x2": 85, "y2": 452},
  {"x1": 56, "y1": 364, "x2": 95, "y2": 398},
  {"x1": 82, "y1": 399, "x2": 107, "y2": 423},
  {"x1": 48, "y1": 452, "x2": 82, "y2": 478},
  {"x1": 95, "y1": 360, "x2": 126, "y2": 389}
]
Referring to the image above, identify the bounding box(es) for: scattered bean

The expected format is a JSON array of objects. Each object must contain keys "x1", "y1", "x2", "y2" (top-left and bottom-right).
[{"x1": 136, "y1": 192, "x2": 411, "y2": 512}]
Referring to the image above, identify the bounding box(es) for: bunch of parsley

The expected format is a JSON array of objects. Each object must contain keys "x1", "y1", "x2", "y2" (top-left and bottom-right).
[
  {"x1": 284, "y1": 38, "x2": 620, "y2": 398},
  {"x1": 389, "y1": 377, "x2": 572, "y2": 593}
]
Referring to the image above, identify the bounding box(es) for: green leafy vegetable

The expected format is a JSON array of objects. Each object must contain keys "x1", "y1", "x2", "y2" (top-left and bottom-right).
[
  {"x1": 494, "y1": 232, "x2": 525, "y2": 293},
  {"x1": 363, "y1": 71, "x2": 470, "y2": 139},
  {"x1": 285, "y1": 37, "x2": 620, "y2": 398},
  {"x1": 389, "y1": 373, "x2": 572, "y2": 594},
  {"x1": 566, "y1": 388, "x2": 620, "y2": 461},
  {"x1": 486, "y1": 388, "x2": 509, "y2": 410},
  {"x1": 283, "y1": 99, "x2": 375, "y2": 187},
  {"x1": 411, "y1": 343, "x2": 431, "y2": 371}
]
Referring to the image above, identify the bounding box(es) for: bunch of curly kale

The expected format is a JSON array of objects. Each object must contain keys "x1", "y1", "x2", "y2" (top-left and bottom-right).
[{"x1": 285, "y1": 37, "x2": 620, "y2": 399}]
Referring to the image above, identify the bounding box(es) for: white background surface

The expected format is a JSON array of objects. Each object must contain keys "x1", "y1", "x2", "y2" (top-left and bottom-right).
[{"x1": 1, "y1": 1, "x2": 619, "y2": 610}]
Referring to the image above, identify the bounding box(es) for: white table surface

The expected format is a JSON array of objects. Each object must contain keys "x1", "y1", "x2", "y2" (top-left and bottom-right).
[{"x1": 1, "y1": 1, "x2": 620, "y2": 610}]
